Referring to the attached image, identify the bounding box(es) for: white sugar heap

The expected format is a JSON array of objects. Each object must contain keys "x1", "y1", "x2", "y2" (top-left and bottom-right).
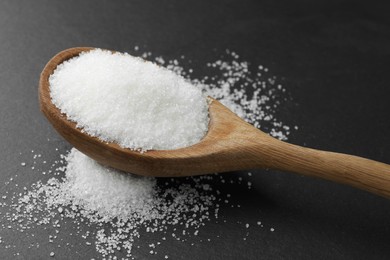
[
  {"x1": 11, "y1": 148, "x2": 219, "y2": 258},
  {"x1": 49, "y1": 49, "x2": 209, "y2": 151},
  {"x1": 50, "y1": 149, "x2": 157, "y2": 221}
]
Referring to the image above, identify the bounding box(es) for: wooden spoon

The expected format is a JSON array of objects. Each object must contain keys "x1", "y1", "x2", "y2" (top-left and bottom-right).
[{"x1": 39, "y1": 47, "x2": 390, "y2": 198}]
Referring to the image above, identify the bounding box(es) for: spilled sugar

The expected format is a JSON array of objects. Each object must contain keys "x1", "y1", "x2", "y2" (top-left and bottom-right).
[
  {"x1": 50, "y1": 49, "x2": 209, "y2": 151},
  {"x1": 10, "y1": 149, "x2": 219, "y2": 258},
  {"x1": 153, "y1": 49, "x2": 293, "y2": 141},
  {"x1": 47, "y1": 149, "x2": 157, "y2": 222},
  {"x1": 0, "y1": 48, "x2": 295, "y2": 258}
]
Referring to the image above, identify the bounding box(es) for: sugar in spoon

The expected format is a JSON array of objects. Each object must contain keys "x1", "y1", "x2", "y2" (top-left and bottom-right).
[{"x1": 39, "y1": 47, "x2": 390, "y2": 198}]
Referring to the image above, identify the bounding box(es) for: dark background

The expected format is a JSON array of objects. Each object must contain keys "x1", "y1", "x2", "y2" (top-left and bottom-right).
[{"x1": 1, "y1": 0, "x2": 390, "y2": 259}]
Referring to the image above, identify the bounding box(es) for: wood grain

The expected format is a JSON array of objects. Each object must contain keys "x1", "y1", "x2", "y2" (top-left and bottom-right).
[{"x1": 39, "y1": 47, "x2": 390, "y2": 198}]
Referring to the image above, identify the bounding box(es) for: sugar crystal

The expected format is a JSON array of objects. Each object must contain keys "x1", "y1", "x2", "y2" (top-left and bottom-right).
[{"x1": 49, "y1": 49, "x2": 209, "y2": 151}]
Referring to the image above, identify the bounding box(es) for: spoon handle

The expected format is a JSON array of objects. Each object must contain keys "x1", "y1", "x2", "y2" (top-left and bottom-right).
[{"x1": 256, "y1": 137, "x2": 390, "y2": 198}]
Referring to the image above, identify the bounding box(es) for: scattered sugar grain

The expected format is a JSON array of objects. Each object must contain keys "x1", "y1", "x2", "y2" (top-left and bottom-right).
[{"x1": 7, "y1": 148, "x2": 220, "y2": 258}]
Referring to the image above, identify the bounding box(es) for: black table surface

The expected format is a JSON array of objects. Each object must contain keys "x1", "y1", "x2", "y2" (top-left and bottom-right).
[{"x1": 1, "y1": 0, "x2": 390, "y2": 259}]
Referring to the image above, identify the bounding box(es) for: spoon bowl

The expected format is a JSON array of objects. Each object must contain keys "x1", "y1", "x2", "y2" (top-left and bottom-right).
[{"x1": 40, "y1": 47, "x2": 390, "y2": 198}]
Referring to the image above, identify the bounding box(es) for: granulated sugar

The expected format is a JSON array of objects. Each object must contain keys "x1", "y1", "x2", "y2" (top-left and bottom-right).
[
  {"x1": 7, "y1": 148, "x2": 219, "y2": 258},
  {"x1": 0, "y1": 48, "x2": 294, "y2": 258},
  {"x1": 48, "y1": 149, "x2": 157, "y2": 221},
  {"x1": 155, "y1": 49, "x2": 293, "y2": 140},
  {"x1": 50, "y1": 49, "x2": 209, "y2": 151}
]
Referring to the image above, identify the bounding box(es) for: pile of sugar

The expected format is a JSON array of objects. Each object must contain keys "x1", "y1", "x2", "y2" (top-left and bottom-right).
[
  {"x1": 48, "y1": 149, "x2": 157, "y2": 221},
  {"x1": 49, "y1": 49, "x2": 209, "y2": 151},
  {"x1": 0, "y1": 48, "x2": 293, "y2": 258},
  {"x1": 9, "y1": 148, "x2": 219, "y2": 258}
]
